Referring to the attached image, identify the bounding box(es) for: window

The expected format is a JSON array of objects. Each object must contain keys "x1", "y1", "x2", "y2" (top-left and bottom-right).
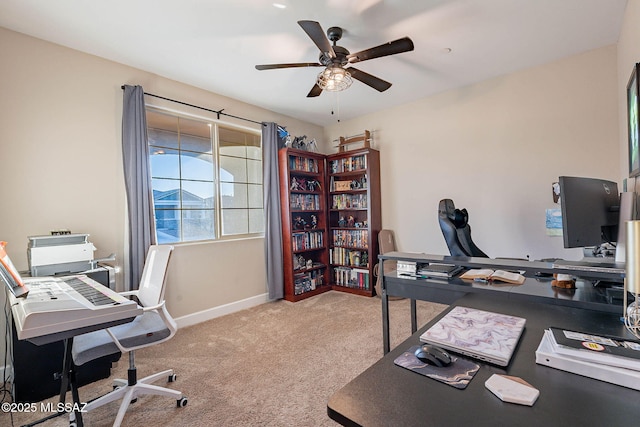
[{"x1": 146, "y1": 109, "x2": 263, "y2": 243}]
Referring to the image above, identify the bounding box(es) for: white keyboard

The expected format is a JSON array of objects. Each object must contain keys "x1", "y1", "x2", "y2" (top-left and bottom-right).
[{"x1": 11, "y1": 275, "x2": 142, "y2": 343}]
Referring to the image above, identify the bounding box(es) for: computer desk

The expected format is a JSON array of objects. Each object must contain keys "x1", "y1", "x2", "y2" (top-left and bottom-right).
[
  {"x1": 378, "y1": 252, "x2": 626, "y2": 354},
  {"x1": 327, "y1": 292, "x2": 638, "y2": 427}
]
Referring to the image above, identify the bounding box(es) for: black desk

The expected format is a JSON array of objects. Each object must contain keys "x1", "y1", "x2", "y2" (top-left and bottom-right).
[
  {"x1": 379, "y1": 252, "x2": 626, "y2": 353},
  {"x1": 328, "y1": 293, "x2": 638, "y2": 427}
]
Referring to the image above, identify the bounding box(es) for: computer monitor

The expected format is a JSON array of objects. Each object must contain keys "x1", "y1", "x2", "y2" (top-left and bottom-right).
[
  {"x1": 558, "y1": 176, "x2": 620, "y2": 250},
  {"x1": 614, "y1": 191, "x2": 639, "y2": 262},
  {"x1": 0, "y1": 242, "x2": 29, "y2": 298}
]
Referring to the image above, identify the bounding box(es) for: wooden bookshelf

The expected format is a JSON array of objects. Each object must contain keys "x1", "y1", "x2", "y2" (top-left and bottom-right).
[
  {"x1": 278, "y1": 148, "x2": 330, "y2": 302},
  {"x1": 327, "y1": 148, "x2": 381, "y2": 297}
]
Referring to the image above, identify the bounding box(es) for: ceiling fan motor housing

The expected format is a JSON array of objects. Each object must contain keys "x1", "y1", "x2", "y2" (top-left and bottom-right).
[{"x1": 320, "y1": 45, "x2": 350, "y2": 66}]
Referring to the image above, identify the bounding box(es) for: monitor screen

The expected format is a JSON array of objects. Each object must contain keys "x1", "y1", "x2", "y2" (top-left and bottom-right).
[
  {"x1": 628, "y1": 63, "x2": 640, "y2": 177},
  {"x1": 559, "y1": 176, "x2": 620, "y2": 249},
  {"x1": 0, "y1": 241, "x2": 29, "y2": 298}
]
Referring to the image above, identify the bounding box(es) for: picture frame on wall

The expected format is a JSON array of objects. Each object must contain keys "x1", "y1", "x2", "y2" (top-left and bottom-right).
[{"x1": 627, "y1": 62, "x2": 640, "y2": 177}]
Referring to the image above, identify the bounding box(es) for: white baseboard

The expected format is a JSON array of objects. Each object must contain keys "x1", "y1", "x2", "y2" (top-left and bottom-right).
[{"x1": 174, "y1": 293, "x2": 270, "y2": 329}]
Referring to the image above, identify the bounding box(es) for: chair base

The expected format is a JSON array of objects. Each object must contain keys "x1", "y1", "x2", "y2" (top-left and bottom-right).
[{"x1": 74, "y1": 369, "x2": 186, "y2": 427}]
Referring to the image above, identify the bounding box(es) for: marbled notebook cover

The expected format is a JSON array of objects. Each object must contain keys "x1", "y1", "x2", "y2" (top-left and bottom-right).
[{"x1": 420, "y1": 306, "x2": 526, "y2": 365}]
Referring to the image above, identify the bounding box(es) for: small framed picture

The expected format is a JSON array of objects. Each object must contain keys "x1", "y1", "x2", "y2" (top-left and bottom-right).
[{"x1": 334, "y1": 181, "x2": 351, "y2": 191}]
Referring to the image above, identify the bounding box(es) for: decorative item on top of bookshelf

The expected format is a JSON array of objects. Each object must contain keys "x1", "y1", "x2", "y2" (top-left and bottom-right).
[
  {"x1": 335, "y1": 130, "x2": 372, "y2": 152},
  {"x1": 284, "y1": 134, "x2": 318, "y2": 152}
]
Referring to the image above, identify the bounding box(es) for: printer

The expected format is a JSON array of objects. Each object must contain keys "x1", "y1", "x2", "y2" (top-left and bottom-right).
[{"x1": 27, "y1": 233, "x2": 96, "y2": 277}]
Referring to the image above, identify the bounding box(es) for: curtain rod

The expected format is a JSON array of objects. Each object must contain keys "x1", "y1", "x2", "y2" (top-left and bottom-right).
[{"x1": 121, "y1": 85, "x2": 265, "y2": 126}]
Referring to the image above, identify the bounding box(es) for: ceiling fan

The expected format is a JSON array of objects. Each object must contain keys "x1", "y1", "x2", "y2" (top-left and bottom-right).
[{"x1": 255, "y1": 20, "x2": 414, "y2": 97}]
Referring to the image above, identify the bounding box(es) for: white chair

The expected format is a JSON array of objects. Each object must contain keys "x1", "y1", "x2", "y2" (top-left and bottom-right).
[{"x1": 72, "y1": 245, "x2": 187, "y2": 427}]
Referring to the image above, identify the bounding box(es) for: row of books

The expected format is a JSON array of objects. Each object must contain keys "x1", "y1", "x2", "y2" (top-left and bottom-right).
[
  {"x1": 331, "y1": 194, "x2": 368, "y2": 209},
  {"x1": 290, "y1": 194, "x2": 321, "y2": 210},
  {"x1": 292, "y1": 230, "x2": 324, "y2": 251},
  {"x1": 333, "y1": 267, "x2": 370, "y2": 290},
  {"x1": 289, "y1": 155, "x2": 318, "y2": 173},
  {"x1": 332, "y1": 229, "x2": 368, "y2": 249},
  {"x1": 329, "y1": 154, "x2": 367, "y2": 174},
  {"x1": 293, "y1": 269, "x2": 325, "y2": 295},
  {"x1": 329, "y1": 247, "x2": 368, "y2": 268}
]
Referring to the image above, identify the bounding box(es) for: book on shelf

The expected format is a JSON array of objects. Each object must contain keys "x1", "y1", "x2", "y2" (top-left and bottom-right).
[
  {"x1": 333, "y1": 266, "x2": 370, "y2": 290},
  {"x1": 459, "y1": 269, "x2": 525, "y2": 285}
]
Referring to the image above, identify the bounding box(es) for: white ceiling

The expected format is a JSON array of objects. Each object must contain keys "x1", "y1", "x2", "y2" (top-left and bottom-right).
[{"x1": 0, "y1": 0, "x2": 628, "y2": 127}]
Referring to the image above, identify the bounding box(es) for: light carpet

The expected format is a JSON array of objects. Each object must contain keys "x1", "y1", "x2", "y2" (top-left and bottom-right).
[{"x1": 4, "y1": 291, "x2": 445, "y2": 427}]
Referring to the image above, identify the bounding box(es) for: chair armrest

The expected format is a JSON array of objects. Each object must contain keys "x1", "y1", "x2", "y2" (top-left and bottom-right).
[
  {"x1": 141, "y1": 301, "x2": 165, "y2": 312},
  {"x1": 119, "y1": 290, "x2": 139, "y2": 297}
]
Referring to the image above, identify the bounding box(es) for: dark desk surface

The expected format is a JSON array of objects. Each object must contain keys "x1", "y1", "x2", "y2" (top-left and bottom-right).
[
  {"x1": 379, "y1": 251, "x2": 626, "y2": 281},
  {"x1": 328, "y1": 292, "x2": 637, "y2": 427},
  {"x1": 385, "y1": 270, "x2": 623, "y2": 313}
]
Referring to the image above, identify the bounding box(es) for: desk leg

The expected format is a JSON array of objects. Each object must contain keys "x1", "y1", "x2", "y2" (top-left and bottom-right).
[
  {"x1": 21, "y1": 338, "x2": 84, "y2": 427},
  {"x1": 410, "y1": 299, "x2": 417, "y2": 334},
  {"x1": 381, "y1": 259, "x2": 391, "y2": 355}
]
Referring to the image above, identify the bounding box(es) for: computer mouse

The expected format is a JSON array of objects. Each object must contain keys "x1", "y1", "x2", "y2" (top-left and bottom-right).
[{"x1": 414, "y1": 344, "x2": 452, "y2": 367}]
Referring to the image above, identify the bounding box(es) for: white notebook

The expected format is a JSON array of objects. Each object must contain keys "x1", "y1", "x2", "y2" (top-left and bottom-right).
[{"x1": 420, "y1": 306, "x2": 526, "y2": 366}]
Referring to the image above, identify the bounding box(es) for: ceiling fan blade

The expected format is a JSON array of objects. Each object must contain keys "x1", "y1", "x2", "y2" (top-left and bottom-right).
[
  {"x1": 298, "y1": 20, "x2": 336, "y2": 58},
  {"x1": 255, "y1": 62, "x2": 323, "y2": 70},
  {"x1": 348, "y1": 67, "x2": 392, "y2": 92},
  {"x1": 307, "y1": 83, "x2": 323, "y2": 98},
  {"x1": 347, "y1": 37, "x2": 414, "y2": 64}
]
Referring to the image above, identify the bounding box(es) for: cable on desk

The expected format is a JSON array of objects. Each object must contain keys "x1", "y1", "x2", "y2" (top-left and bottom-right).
[{"x1": 1, "y1": 292, "x2": 16, "y2": 426}]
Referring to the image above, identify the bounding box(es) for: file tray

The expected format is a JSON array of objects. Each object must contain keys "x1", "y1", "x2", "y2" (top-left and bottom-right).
[{"x1": 535, "y1": 330, "x2": 640, "y2": 391}]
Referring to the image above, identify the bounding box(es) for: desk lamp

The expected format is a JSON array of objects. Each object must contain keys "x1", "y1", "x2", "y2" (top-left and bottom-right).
[{"x1": 624, "y1": 221, "x2": 640, "y2": 339}]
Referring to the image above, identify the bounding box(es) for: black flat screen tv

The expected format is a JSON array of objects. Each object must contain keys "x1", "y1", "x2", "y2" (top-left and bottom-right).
[{"x1": 628, "y1": 63, "x2": 640, "y2": 177}]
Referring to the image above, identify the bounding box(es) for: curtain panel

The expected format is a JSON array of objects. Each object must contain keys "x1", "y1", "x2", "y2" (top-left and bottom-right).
[
  {"x1": 122, "y1": 85, "x2": 155, "y2": 290},
  {"x1": 263, "y1": 122, "x2": 284, "y2": 299}
]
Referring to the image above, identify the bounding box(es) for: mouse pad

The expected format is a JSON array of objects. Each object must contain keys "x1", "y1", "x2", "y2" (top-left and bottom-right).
[{"x1": 394, "y1": 345, "x2": 480, "y2": 389}]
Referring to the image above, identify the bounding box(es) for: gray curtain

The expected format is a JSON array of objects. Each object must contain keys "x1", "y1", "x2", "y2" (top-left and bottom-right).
[
  {"x1": 263, "y1": 122, "x2": 284, "y2": 299},
  {"x1": 122, "y1": 85, "x2": 155, "y2": 290}
]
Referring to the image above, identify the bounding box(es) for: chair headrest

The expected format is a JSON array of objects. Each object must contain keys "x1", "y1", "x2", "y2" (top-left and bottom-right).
[
  {"x1": 449, "y1": 208, "x2": 468, "y2": 228},
  {"x1": 438, "y1": 199, "x2": 468, "y2": 229}
]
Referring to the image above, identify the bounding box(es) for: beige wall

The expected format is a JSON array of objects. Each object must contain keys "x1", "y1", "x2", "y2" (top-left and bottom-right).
[
  {"x1": 0, "y1": 27, "x2": 324, "y2": 327},
  {"x1": 2, "y1": 0, "x2": 640, "y2": 360},
  {"x1": 618, "y1": 0, "x2": 640, "y2": 191},
  {"x1": 324, "y1": 44, "x2": 620, "y2": 262}
]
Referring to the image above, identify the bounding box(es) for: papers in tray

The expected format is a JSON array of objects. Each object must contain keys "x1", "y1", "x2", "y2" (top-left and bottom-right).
[
  {"x1": 535, "y1": 330, "x2": 640, "y2": 391},
  {"x1": 416, "y1": 263, "x2": 464, "y2": 279}
]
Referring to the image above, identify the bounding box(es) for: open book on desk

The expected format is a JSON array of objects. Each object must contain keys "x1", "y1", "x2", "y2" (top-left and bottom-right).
[{"x1": 459, "y1": 269, "x2": 525, "y2": 285}]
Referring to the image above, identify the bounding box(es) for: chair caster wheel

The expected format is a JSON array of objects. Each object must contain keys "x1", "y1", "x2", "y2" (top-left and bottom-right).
[
  {"x1": 168, "y1": 373, "x2": 177, "y2": 382},
  {"x1": 177, "y1": 397, "x2": 188, "y2": 407}
]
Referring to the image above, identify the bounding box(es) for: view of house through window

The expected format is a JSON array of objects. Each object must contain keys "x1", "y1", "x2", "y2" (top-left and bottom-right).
[{"x1": 146, "y1": 109, "x2": 263, "y2": 243}]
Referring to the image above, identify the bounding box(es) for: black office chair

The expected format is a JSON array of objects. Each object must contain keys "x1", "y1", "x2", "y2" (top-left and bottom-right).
[{"x1": 438, "y1": 199, "x2": 488, "y2": 257}]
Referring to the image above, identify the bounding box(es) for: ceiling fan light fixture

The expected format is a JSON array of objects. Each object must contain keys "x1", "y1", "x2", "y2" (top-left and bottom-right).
[{"x1": 317, "y1": 66, "x2": 352, "y2": 92}]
